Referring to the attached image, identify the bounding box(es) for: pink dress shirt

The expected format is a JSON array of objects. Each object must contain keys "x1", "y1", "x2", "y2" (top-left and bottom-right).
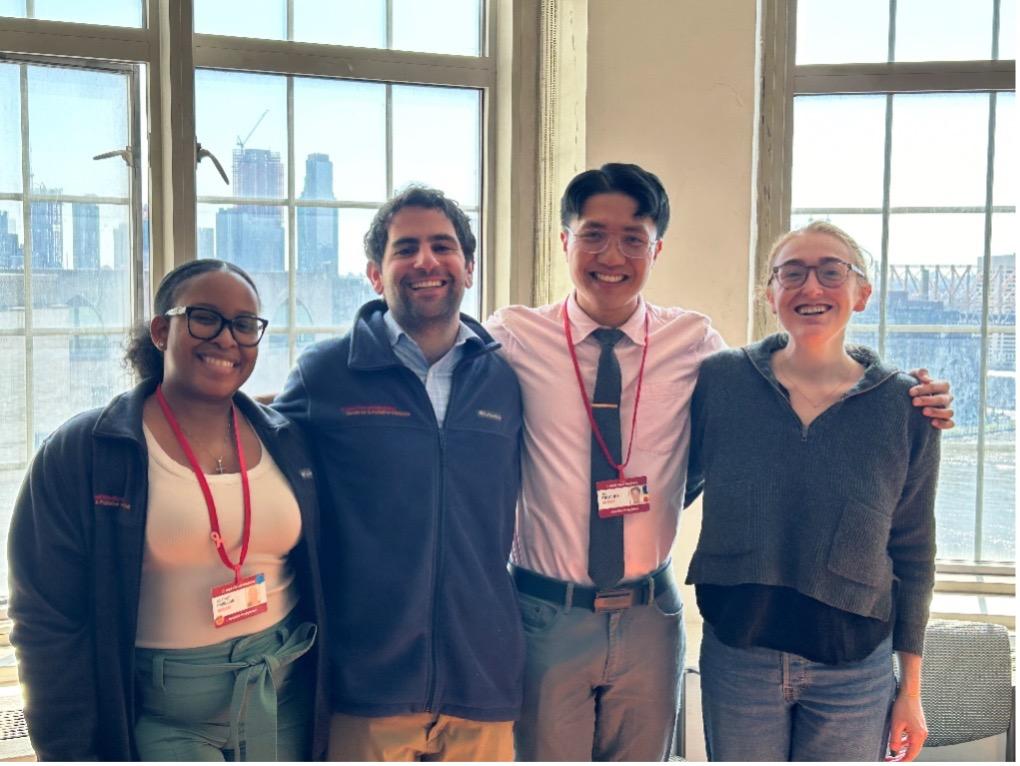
[{"x1": 485, "y1": 293, "x2": 726, "y2": 585}]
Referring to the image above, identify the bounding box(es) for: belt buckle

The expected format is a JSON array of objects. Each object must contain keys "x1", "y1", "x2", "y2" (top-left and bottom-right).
[{"x1": 593, "y1": 588, "x2": 635, "y2": 613}]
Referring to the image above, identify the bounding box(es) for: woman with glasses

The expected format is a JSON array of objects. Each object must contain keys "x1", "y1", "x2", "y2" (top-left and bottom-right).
[
  {"x1": 685, "y1": 221, "x2": 940, "y2": 762},
  {"x1": 8, "y1": 259, "x2": 328, "y2": 761}
]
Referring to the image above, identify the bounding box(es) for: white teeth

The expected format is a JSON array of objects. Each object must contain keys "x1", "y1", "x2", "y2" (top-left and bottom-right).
[
  {"x1": 411, "y1": 279, "x2": 444, "y2": 289},
  {"x1": 796, "y1": 305, "x2": 829, "y2": 315},
  {"x1": 201, "y1": 356, "x2": 235, "y2": 368},
  {"x1": 593, "y1": 273, "x2": 625, "y2": 283}
]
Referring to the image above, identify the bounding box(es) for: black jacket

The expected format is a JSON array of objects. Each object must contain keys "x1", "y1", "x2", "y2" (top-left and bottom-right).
[
  {"x1": 7, "y1": 379, "x2": 329, "y2": 761},
  {"x1": 274, "y1": 300, "x2": 525, "y2": 721}
]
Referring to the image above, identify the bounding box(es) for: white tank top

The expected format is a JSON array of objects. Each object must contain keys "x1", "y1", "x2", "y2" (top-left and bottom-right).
[{"x1": 135, "y1": 423, "x2": 302, "y2": 648}]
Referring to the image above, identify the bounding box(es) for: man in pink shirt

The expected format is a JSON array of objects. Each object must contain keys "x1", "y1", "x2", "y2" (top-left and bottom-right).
[{"x1": 484, "y1": 162, "x2": 954, "y2": 761}]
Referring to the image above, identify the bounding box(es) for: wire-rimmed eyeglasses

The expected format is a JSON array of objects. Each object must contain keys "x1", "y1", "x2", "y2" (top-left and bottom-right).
[
  {"x1": 164, "y1": 306, "x2": 269, "y2": 347},
  {"x1": 566, "y1": 228, "x2": 658, "y2": 260}
]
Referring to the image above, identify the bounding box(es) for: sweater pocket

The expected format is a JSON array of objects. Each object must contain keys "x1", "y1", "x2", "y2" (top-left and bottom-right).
[{"x1": 827, "y1": 501, "x2": 892, "y2": 587}]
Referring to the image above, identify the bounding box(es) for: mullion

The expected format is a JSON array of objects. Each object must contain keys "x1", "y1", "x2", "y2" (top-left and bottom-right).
[
  {"x1": 973, "y1": 90, "x2": 999, "y2": 561},
  {"x1": 18, "y1": 61, "x2": 32, "y2": 466}
]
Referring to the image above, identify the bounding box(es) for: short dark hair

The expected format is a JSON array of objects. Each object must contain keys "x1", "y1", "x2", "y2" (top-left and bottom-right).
[
  {"x1": 560, "y1": 162, "x2": 670, "y2": 238},
  {"x1": 364, "y1": 185, "x2": 476, "y2": 266},
  {"x1": 124, "y1": 259, "x2": 260, "y2": 381}
]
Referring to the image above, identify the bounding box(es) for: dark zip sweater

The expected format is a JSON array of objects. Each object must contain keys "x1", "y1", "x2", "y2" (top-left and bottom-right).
[
  {"x1": 685, "y1": 334, "x2": 940, "y2": 655},
  {"x1": 7, "y1": 379, "x2": 329, "y2": 761},
  {"x1": 273, "y1": 300, "x2": 524, "y2": 721}
]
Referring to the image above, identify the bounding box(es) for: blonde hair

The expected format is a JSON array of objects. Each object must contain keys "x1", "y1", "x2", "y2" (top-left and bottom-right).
[{"x1": 764, "y1": 220, "x2": 872, "y2": 291}]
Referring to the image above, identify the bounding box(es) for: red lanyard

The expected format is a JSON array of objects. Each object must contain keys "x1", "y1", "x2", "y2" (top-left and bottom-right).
[
  {"x1": 562, "y1": 301, "x2": 650, "y2": 480},
  {"x1": 155, "y1": 385, "x2": 252, "y2": 584}
]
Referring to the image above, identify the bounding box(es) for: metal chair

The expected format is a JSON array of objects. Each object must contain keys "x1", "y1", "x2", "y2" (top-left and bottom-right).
[{"x1": 903, "y1": 618, "x2": 1015, "y2": 760}]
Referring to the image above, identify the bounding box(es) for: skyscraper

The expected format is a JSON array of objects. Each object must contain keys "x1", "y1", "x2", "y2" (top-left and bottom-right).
[
  {"x1": 0, "y1": 210, "x2": 23, "y2": 270},
  {"x1": 297, "y1": 153, "x2": 339, "y2": 273},
  {"x1": 31, "y1": 185, "x2": 63, "y2": 270},
  {"x1": 216, "y1": 147, "x2": 286, "y2": 272},
  {"x1": 72, "y1": 202, "x2": 100, "y2": 269}
]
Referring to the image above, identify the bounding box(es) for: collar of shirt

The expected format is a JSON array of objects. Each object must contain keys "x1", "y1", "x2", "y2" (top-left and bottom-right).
[
  {"x1": 565, "y1": 292, "x2": 648, "y2": 348},
  {"x1": 382, "y1": 308, "x2": 477, "y2": 372}
]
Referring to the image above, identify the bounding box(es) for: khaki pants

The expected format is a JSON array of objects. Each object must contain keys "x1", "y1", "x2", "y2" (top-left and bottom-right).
[{"x1": 328, "y1": 711, "x2": 513, "y2": 761}]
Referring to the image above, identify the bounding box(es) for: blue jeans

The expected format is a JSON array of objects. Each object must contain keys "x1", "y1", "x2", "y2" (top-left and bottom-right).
[
  {"x1": 514, "y1": 570, "x2": 685, "y2": 761},
  {"x1": 699, "y1": 626, "x2": 896, "y2": 762}
]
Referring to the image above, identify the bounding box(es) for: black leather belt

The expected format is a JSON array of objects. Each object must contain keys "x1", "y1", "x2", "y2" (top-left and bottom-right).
[{"x1": 512, "y1": 563, "x2": 673, "y2": 613}]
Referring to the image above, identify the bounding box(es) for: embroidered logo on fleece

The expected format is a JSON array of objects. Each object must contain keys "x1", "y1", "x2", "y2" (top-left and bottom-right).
[
  {"x1": 477, "y1": 409, "x2": 503, "y2": 422},
  {"x1": 341, "y1": 405, "x2": 411, "y2": 417},
  {"x1": 94, "y1": 494, "x2": 131, "y2": 511}
]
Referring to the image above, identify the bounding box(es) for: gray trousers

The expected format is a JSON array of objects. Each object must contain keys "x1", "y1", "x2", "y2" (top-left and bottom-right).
[{"x1": 513, "y1": 573, "x2": 685, "y2": 761}]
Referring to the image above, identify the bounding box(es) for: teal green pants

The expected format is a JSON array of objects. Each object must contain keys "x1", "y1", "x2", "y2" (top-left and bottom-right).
[{"x1": 134, "y1": 612, "x2": 316, "y2": 761}]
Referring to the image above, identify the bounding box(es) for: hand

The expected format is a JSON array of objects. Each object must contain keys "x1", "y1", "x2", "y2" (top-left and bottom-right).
[
  {"x1": 908, "y1": 369, "x2": 954, "y2": 430},
  {"x1": 885, "y1": 693, "x2": 928, "y2": 762}
]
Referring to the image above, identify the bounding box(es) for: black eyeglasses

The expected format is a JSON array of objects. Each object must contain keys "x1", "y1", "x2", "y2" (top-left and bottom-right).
[
  {"x1": 769, "y1": 258, "x2": 866, "y2": 289},
  {"x1": 165, "y1": 306, "x2": 269, "y2": 347}
]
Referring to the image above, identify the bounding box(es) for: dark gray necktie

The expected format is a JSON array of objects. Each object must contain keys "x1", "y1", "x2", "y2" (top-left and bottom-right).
[{"x1": 588, "y1": 328, "x2": 625, "y2": 588}]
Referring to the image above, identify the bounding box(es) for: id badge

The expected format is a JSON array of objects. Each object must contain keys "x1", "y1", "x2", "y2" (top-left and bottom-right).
[
  {"x1": 596, "y1": 476, "x2": 651, "y2": 519},
  {"x1": 211, "y1": 573, "x2": 268, "y2": 628}
]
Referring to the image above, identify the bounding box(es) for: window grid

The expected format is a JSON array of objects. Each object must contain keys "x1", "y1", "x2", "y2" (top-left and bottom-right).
[
  {"x1": 787, "y1": 0, "x2": 1016, "y2": 564},
  {"x1": 0, "y1": 56, "x2": 143, "y2": 473}
]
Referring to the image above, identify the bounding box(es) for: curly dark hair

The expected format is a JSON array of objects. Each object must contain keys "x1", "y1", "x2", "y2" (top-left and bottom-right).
[
  {"x1": 363, "y1": 185, "x2": 476, "y2": 266},
  {"x1": 123, "y1": 259, "x2": 260, "y2": 381}
]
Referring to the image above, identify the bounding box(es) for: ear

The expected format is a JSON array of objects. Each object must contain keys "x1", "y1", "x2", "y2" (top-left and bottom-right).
[
  {"x1": 650, "y1": 238, "x2": 662, "y2": 266},
  {"x1": 150, "y1": 315, "x2": 169, "y2": 351},
  {"x1": 464, "y1": 257, "x2": 474, "y2": 289},
  {"x1": 853, "y1": 281, "x2": 873, "y2": 312},
  {"x1": 560, "y1": 229, "x2": 570, "y2": 256},
  {"x1": 765, "y1": 284, "x2": 778, "y2": 315},
  {"x1": 365, "y1": 260, "x2": 385, "y2": 296}
]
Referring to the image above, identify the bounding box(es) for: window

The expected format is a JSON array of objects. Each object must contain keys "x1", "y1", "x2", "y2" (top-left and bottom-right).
[
  {"x1": 763, "y1": 0, "x2": 1015, "y2": 564},
  {"x1": 0, "y1": 0, "x2": 497, "y2": 598}
]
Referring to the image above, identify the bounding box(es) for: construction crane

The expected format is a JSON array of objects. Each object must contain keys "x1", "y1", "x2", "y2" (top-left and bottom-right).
[{"x1": 236, "y1": 109, "x2": 270, "y2": 152}]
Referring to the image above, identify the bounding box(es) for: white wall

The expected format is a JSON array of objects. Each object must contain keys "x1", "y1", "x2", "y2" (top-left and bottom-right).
[{"x1": 585, "y1": 0, "x2": 760, "y2": 635}]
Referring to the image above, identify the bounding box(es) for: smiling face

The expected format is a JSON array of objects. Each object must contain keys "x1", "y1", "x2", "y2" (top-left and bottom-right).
[
  {"x1": 562, "y1": 192, "x2": 661, "y2": 327},
  {"x1": 767, "y1": 231, "x2": 872, "y2": 345},
  {"x1": 366, "y1": 205, "x2": 473, "y2": 335},
  {"x1": 150, "y1": 270, "x2": 261, "y2": 403}
]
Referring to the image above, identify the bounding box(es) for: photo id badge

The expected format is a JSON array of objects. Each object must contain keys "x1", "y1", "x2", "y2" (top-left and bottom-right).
[
  {"x1": 211, "y1": 573, "x2": 268, "y2": 628},
  {"x1": 596, "y1": 476, "x2": 651, "y2": 519}
]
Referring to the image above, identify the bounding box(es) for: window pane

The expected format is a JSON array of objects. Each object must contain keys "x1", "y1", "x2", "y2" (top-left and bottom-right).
[
  {"x1": 796, "y1": 0, "x2": 889, "y2": 65},
  {"x1": 792, "y1": 95, "x2": 886, "y2": 209},
  {"x1": 0, "y1": 1, "x2": 26, "y2": 18},
  {"x1": 999, "y1": 0, "x2": 1016, "y2": 59},
  {"x1": 293, "y1": 0, "x2": 386, "y2": 48},
  {"x1": 392, "y1": 85, "x2": 481, "y2": 205},
  {"x1": 890, "y1": 93, "x2": 989, "y2": 208},
  {"x1": 993, "y1": 93, "x2": 1014, "y2": 207},
  {"x1": 11, "y1": 0, "x2": 143, "y2": 26},
  {"x1": 895, "y1": 0, "x2": 994, "y2": 62},
  {"x1": 29, "y1": 204, "x2": 133, "y2": 330},
  {"x1": 244, "y1": 332, "x2": 292, "y2": 398},
  {"x1": 0, "y1": 62, "x2": 20, "y2": 193},
  {"x1": 198, "y1": 202, "x2": 288, "y2": 274},
  {"x1": 886, "y1": 331, "x2": 982, "y2": 561},
  {"x1": 194, "y1": 0, "x2": 285, "y2": 40},
  {"x1": 983, "y1": 330, "x2": 1014, "y2": 562},
  {"x1": 28, "y1": 65, "x2": 131, "y2": 199},
  {"x1": 0, "y1": 201, "x2": 23, "y2": 279},
  {"x1": 0, "y1": 337, "x2": 26, "y2": 463},
  {"x1": 195, "y1": 71, "x2": 287, "y2": 199},
  {"x1": 338, "y1": 207, "x2": 378, "y2": 277},
  {"x1": 294, "y1": 79, "x2": 386, "y2": 202},
  {"x1": 392, "y1": 0, "x2": 482, "y2": 56},
  {"x1": 886, "y1": 212, "x2": 987, "y2": 324}
]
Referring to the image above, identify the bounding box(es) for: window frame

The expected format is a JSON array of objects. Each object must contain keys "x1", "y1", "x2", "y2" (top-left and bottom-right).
[{"x1": 755, "y1": 0, "x2": 1017, "y2": 569}]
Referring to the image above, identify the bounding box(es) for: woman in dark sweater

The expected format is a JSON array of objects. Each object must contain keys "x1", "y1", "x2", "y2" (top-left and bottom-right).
[{"x1": 686, "y1": 221, "x2": 940, "y2": 762}]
